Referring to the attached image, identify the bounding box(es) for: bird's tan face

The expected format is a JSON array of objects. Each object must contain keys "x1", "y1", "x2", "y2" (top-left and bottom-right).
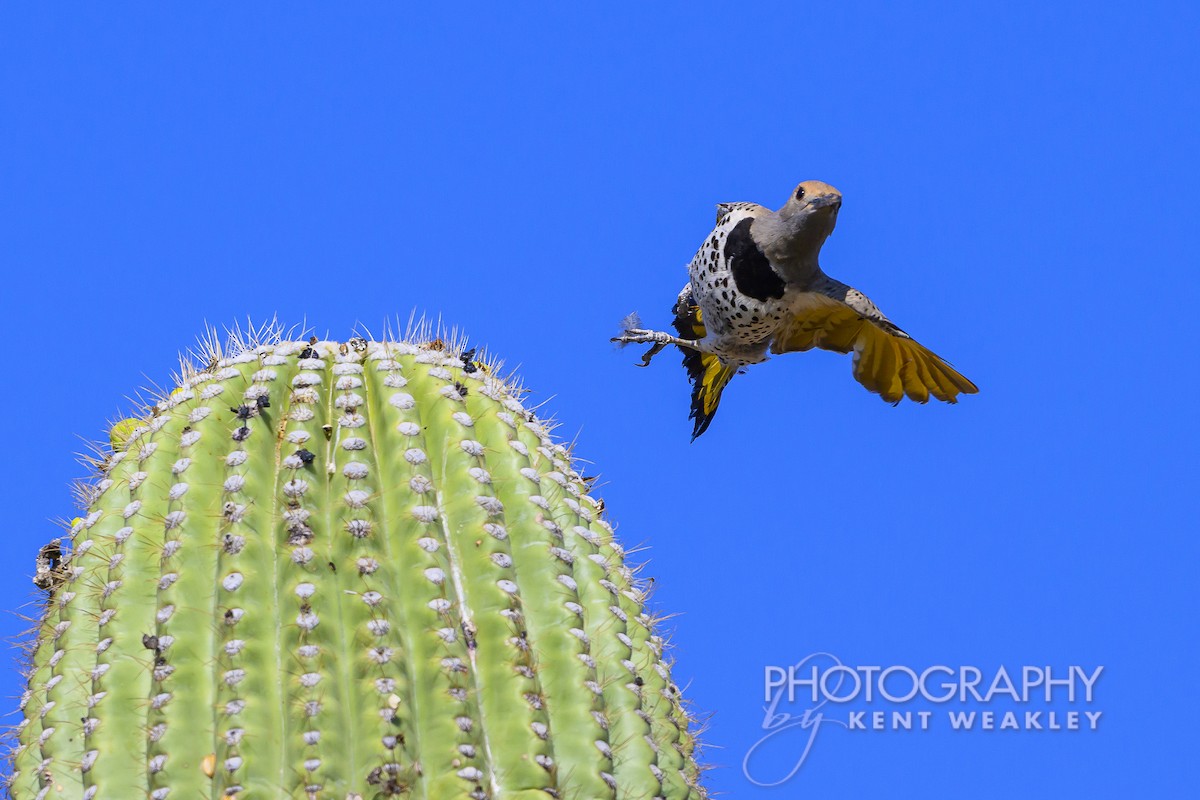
[
  {"x1": 785, "y1": 180, "x2": 842, "y2": 217},
  {"x1": 752, "y1": 179, "x2": 845, "y2": 273},
  {"x1": 772, "y1": 179, "x2": 842, "y2": 248}
]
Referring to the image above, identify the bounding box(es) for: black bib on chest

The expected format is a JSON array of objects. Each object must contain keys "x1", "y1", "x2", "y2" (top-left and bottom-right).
[{"x1": 725, "y1": 218, "x2": 785, "y2": 301}]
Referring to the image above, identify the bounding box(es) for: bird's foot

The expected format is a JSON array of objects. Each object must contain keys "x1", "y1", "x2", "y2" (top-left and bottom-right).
[
  {"x1": 612, "y1": 313, "x2": 704, "y2": 364},
  {"x1": 611, "y1": 328, "x2": 680, "y2": 366},
  {"x1": 611, "y1": 328, "x2": 675, "y2": 346}
]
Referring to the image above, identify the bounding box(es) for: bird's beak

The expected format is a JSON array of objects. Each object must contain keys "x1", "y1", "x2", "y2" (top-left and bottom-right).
[{"x1": 807, "y1": 193, "x2": 842, "y2": 211}]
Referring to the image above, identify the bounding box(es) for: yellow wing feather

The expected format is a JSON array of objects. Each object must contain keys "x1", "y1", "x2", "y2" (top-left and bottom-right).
[{"x1": 772, "y1": 296, "x2": 977, "y2": 404}]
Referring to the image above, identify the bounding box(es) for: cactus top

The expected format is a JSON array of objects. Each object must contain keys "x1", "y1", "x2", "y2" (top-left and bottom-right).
[{"x1": 10, "y1": 337, "x2": 706, "y2": 800}]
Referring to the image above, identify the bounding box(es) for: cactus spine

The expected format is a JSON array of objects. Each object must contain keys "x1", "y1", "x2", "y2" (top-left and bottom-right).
[{"x1": 9, "y1": 337, "x2": 705, "y2": 800}]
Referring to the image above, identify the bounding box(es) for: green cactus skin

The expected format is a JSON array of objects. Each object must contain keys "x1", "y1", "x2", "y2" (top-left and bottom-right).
[{"x1": 7, "y1": 338, "x2": 706, "y2": 800}]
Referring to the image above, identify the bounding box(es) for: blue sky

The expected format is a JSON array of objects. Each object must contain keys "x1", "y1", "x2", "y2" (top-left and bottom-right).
[{"x1": 1, "y1": 3, "x2": 1196, "y2": 797}]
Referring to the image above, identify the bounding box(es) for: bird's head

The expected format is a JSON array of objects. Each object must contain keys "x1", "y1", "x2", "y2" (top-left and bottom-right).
[
  {"x1": 779, "y1": 180, "x2": 842, "y2": 225},
  {"x1": 754, "y1": 180, "x2": 843, "y2": 271}
]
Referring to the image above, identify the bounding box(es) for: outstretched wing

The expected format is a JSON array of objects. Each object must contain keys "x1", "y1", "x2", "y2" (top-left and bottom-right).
[
  {"x1": 672, "y1": 287, "x2": 738, "y2": 440},
  {"x1": 771, "y1": 277, "x2": 978, "y2": 404}
]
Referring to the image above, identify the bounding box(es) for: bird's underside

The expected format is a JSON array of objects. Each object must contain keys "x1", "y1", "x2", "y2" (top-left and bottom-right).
[{"x1": 613, "y1": 180, "x2": 978, "y2": 440}]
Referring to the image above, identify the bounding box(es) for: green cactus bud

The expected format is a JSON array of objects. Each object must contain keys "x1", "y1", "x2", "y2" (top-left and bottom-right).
[
  {"x1": 106, "y1": 417, "x2": 143, "y2": 451},
  {"x1": 8, "y1": 337, "x2": 707, "y2": 800}
]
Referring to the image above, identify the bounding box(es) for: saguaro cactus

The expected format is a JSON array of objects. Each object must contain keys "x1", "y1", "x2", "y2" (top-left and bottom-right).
[{"x1": 8, "y1": 336, "x2": 706, "y2": 799}]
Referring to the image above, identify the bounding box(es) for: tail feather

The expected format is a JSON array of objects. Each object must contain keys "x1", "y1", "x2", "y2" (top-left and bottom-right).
[
  {"x1": 683, "y1": 352, "x2": 737, "y2": 440},
  {"x1": 672, "y1": 291, "x2": 736, "y2": 440}
]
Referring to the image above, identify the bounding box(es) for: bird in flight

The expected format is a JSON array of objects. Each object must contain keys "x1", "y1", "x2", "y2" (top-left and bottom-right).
[{"x1": 613, "y1": 180, "x2": 978, "y2": 440}]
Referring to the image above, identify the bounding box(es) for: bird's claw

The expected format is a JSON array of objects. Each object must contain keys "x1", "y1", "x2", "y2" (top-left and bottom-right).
[{"x1": 636, "y1": 343, "x2": 667, "y2": 367}]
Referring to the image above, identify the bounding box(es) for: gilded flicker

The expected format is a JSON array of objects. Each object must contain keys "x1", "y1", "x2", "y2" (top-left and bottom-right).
[{"x1": 613, "y1": 180, "x2": 978, "y2": 439}]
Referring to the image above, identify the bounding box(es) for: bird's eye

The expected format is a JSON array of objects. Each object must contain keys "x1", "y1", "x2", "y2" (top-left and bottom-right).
[{"x1": 794, "y1": 186, "x2": 805, "y2": 200}]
